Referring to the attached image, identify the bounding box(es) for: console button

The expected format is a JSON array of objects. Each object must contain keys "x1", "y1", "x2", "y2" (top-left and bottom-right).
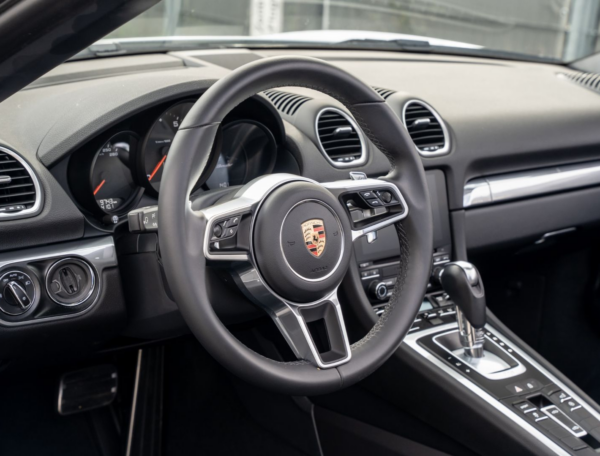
[
  {"x1": 561, "y1": 436, "x2": 587, "y2": 451},
  {"x1": 522, "y1": 379, "x2": 543, "y2": 392},
  {"x1": 506, "y1": 382, "x2": 526, "y2": 395},
  {"x1": 542, "y1": 405, "x2": 587, "y2": 437},
  {"x1": 514, "y1": 401, "x2": 536, "y2": 413},
  {"x1": 551, "y1": 391, "x2": 572, "y2": 403}
]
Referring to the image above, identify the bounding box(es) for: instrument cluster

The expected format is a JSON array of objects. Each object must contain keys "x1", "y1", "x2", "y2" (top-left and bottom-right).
[{"x1": 68, "y1": 95, "x2": 282, "y2": 221}]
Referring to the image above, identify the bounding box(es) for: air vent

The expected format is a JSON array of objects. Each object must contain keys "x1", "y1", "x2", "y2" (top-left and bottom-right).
[
  {"x1": 559, "y1": 71, "x2": 600, "y2": 94},
  {"x1": 264, "y1": 90, "x2": 312, "y2": 115},
  {"x1": 402, "y1": 100, "x2": 449, "y2": 156},
  {"x1": 372, "y1": 86, "x2": 396, "y2": 100},
  {"x1": 316, "y1": 108, "x2": 367, "y2": 168},
  {"x1": 0, "y1": 147, "x2": 42, "y2": 219}
]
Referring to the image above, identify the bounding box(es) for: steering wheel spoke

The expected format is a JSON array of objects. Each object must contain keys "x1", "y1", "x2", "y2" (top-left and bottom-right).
[
  {"x1": 322, "y1": 178, "x2": 409, "y2": 243},
  {"x1": 234, "y1": 264, "x2": 351, "y2": 368}
]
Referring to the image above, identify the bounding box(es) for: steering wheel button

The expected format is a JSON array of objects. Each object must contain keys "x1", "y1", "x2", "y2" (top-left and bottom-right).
[
  {"x1": 224, "y1": 216, "x2": 240, "y2": 228},
  {"x1": 212, "y1": 224, "x2": 223, "y2": 238},
  {"x1": 377, "y1": 191, "x2": 393, "y2": 204},
  {"x1": 366, "y1": 198, "x2": 382, "y2": 207},
  {"x1": 221, "y1": 226, "x2": 238, "y2": 239},
  {"x1": 360, "y1": 191, "x2": 375, "y2": 199}
]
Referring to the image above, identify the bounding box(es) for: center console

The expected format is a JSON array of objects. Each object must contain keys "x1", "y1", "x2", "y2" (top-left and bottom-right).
[{"x1": 354, "y1": 169, "x2": 600, "y2": 455}]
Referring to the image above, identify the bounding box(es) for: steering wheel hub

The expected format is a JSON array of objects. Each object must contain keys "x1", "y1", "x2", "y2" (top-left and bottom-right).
[{"x1": 253, "y1": 181, "x2": 351, "y2": 303}]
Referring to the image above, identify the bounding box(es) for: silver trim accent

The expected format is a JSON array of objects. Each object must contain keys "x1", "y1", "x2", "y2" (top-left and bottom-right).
[
  {"x1": 315, "y1": 107, "x2": 368, "y2": 168},
  {"x1": 463, "y1": 160, "x2": 600, "y2": 208},
  {"x1": 405, "y1": 323, "x2": 570, "y2": 456},
  {"x1": 0, "y1": 146, "x2": 43, "y2": 220},
  {"x1": 401, "y1": 100, "x2": 450, "y2": 157},
  {"x1": 432, "y1": 329, "x2": 526, "y2": 380},
  {"x1": 0, "y1": 237, "x2": 117, "y2": 326},
  {"x1": 279, "y1": 199, "x2": 345, "y2": 283},
  {"x1": 126, "y1": 349, "x2": 143, "y2": 456},
  {"x1": 45, "y1": 257, "x2": 96, "y2": 307}
]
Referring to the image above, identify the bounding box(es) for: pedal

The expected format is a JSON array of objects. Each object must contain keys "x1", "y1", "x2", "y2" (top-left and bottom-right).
[{"x1": 58, "y1": 364, "x2": 118, "y2": 415}]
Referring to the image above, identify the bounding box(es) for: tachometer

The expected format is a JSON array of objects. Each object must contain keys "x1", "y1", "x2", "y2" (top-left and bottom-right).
[
  {"x1": 90, "y1": 132, "x2": 139, "y2": 213},
  {"x1": 141, "y1": 100, "x2": 193, "y2": 193}
]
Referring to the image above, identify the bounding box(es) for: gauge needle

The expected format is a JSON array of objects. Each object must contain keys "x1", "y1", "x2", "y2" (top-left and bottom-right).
[
  {"x1": 149, "y1": 155, "x2": 167, "y2": 181},
  {"x1": 93, "y1": 179, "x2": 106, "y2": 196}
]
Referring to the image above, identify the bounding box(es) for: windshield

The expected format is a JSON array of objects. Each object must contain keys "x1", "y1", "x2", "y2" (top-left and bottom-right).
[{"x1": 102, "y1": 0, "x2": 600, "y2": 62}]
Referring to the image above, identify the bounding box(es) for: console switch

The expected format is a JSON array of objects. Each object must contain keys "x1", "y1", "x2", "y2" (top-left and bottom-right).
[{"x1": 541, "y1": 405, "x2": 587, "y2": 437}]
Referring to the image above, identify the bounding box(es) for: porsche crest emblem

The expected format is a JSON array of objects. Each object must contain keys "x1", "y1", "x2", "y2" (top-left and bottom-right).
[{"x1": 301, "y1": 219, "x2": 326, "y2": 257}]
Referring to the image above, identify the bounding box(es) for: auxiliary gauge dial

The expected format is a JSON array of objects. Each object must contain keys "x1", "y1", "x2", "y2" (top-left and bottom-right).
[{"x1": 0, "y1": 270, "x2": 36, "y2": 315}]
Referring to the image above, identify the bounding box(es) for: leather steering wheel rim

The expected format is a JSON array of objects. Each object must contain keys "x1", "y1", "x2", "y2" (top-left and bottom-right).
[{"x1": 158, "y1": 55, "x2": 433, "y2": 395}]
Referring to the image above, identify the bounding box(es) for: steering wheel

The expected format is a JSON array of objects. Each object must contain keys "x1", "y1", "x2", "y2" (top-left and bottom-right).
[{"x1": 158, "y1": 56, "x2": 433, "y2": 395}]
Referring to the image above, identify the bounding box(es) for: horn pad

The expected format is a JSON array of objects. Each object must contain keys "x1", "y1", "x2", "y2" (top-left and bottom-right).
[{"x1": 252, "y1": 181, "x2": 352, "y2": 303}]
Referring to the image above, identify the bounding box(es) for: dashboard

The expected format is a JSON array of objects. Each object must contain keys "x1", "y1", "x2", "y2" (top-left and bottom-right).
[{"x1": 0, "y1": 48, "x2": 600, "y2": 357}]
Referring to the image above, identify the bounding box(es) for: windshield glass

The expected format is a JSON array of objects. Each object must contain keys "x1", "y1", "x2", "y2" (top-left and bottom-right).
[{"x1": 103, "y1": 0, "x2": 600, "y2": 62}]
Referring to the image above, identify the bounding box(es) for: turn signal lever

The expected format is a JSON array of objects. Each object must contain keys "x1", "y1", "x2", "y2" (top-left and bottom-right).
[{"x1": 439, "y1": 262, "x2": 486, "y2": 358}]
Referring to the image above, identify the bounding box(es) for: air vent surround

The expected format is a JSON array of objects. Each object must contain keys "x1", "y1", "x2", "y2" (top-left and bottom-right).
[
  {"x1": 402, "y1": 100, "x2": 450, "y2": 157},
  {"x1": 264, "y1": 90, "x2": 312, "y2": 115},
  {"x1": 315, "y1": 107, "x2": 367, "y2": 168},
  {"x1": 0, "y1": 146, "x2": 43, "y2": 220}
]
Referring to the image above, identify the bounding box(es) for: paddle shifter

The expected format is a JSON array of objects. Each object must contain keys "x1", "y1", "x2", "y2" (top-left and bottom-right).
[{"x1": 439, "y1": 262, "x2": 486, "y2": 358}]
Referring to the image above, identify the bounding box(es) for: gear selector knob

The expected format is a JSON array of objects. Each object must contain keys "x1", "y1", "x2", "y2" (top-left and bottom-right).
[
  {"x1": 439, "y1": 262, "x2": 486, "y2": 358},
  {"x1": 439, "y1": 262, "x2": 486, "y2": 328}
]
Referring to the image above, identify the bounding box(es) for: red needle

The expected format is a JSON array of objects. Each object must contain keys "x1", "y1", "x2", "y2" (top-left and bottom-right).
[
  {"x1": 149, "y1": 155, "x2": 167, "y2": 181},
  {"x1": 93, "y1": 179, "x2": 106, "y2": 196}
]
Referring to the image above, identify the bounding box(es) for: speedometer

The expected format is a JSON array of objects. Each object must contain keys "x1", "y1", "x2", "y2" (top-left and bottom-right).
[
  {"x1": 141, "y1": 100, "x2": 193, "y2": 193},
  {"x1": 90, "y1": 132, "x2": 139, "y2": 213}
]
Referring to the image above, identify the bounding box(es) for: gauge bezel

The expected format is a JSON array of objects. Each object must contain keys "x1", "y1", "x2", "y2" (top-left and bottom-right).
[
  {"x1": 88, "y1": 130, "x2": 143, "y2": 216},
  {"x1": 138, "y1": 99, "x2": 197, "y2": 197}
]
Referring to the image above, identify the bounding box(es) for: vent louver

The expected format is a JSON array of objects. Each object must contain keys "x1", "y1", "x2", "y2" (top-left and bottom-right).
[
  {"x1": 0, "y1": 147, "x2": 41, "y2": 219},
  {"x1": 316, "y1": 108, "x2": 366, "y2": 167},
  {"x1": 264, "y1": 90, "x2": 312, "y2": 115},
  {"x1": 402, "y1": 101, "x2": 449, "y2": 156},
  {"x1": 372, "y1": 86, "x2": 396, "y2": 100},
  {"x1": 559, "y1": 71, "x2": 600, "y2": 94}
]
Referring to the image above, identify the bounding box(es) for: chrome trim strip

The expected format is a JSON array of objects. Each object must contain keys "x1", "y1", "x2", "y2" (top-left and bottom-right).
[
  {"x1": 0, "y1": 146, "x2": 43, "y2": 220},
  {"x1": 463, "y1": 160, "x2": 600, "y2": 208},
  {"x1": 405, "y1": 323, "x2": 570, "y2": 456},
  {"x1": 314, "y1": 107, "x2": 368, "y2": 168},
  {"x1": 0, "y1": 237, "x2": 117, "y2": 326},
  {"x1": 401, "y1": 100, "x2": 450, "y2": 157},
  {"x1": 126, "y1": 349, "x2": 143, "y2": 456},
  {"x1": 432, "y1": 329, "x2": 527, "y2": 380}
]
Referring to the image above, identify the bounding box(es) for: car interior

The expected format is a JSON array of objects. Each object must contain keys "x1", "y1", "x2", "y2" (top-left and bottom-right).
[{"x1": 1, "y1": 0, "x2": 600, "y2": 455}]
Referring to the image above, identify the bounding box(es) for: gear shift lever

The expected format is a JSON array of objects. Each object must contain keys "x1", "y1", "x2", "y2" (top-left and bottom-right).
[{"x1": 439, "y1": 262, "x2": 486, "y2": 358}]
